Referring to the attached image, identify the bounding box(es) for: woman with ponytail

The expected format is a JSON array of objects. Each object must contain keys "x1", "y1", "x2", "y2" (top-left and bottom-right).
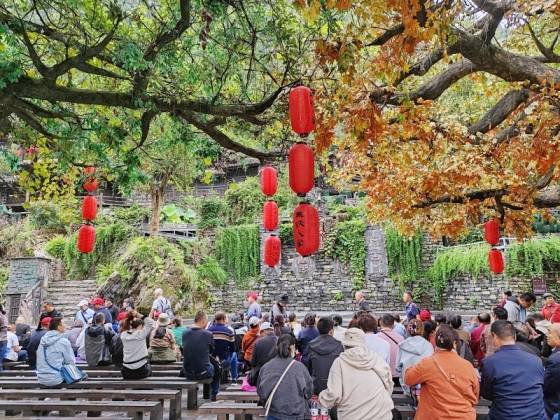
[{"x1": 120, "y1": 310, "x2": 155, "y2": 379}]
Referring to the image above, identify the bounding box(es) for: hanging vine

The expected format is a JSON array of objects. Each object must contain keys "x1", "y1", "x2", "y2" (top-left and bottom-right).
[
  {"x1": 215, "y1": 224, "x2": 260, "y2": 284},
  {"x1": 506, "y1": 235, "x2": 560, "y2": 277},
  {"x1": 385, "y1": 226, "x2": 423, "y2": 285}
]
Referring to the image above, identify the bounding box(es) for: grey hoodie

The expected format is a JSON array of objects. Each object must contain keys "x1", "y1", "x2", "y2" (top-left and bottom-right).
[
  {"x1": 396, "y1": 336, "x2": 433, "y2": 395},
  {"x1": 36, "y1": 330, "x2": 76, "y2": 386}
]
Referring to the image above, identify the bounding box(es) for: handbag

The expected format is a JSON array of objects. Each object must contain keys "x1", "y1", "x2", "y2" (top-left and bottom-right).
[
  {"x1": 264, "y1": 359, "x2": 296, "y2": 416},
  {"x1": 43, "y1": 346, "x2": 87, "y2": 384}
]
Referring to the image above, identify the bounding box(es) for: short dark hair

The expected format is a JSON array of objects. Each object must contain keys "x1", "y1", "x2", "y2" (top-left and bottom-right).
[
  {"x1": 194, "y1": 310, "x2": 207, "y2": 323},
  {"x1": 332, "y1": 314, "x2": 343, "y2": 327},
  {"x1": 49, "y1": 317, "x2": 63, "y2": 331},
  {"x1": 171, "y1": 318, "x2": 182, "y2": 327},
  {"x1": 423, "y1": 320, "x2": 437, "y2": 340},
  {"x1": 304, "y1": 312, "x2": 316, "y2": 327},
  {"x1": 435, "y1": 324, "x2": 455, "y2": 350},
  {"x1": 404, "y1": 291, "x2": 413, "y2": 298},
  {"x1": 358, "y1": 314, "x2": 377, "y2": 333},
  {"x1": 512, "y1": 321, "x2": 530, "y2": 342},
  {"x1": 478, "y1": 312, "x2": 491, "y2": 324},
  {"x1": 277, "y1": 334, "x2": 296, "y2": 358},
  {"x1": 380, "y1": 314, "x2": 395, "y2": 328},
  {"x1": 392, "y1": 314, "x2": 401, "y2": 323},
  {"x1": 491, "y1": 320, "x2": 515, "y2": 340},
  {"x1": 434, "y1": 314, "x2": 447, "y2": 324},
  {"x1": 493, "y1": 306, "x2": 508, "y2": 320},
  {"x1": 214, "y1": 311, "x2": 226, "y2": 323},
  {"x1": 93, "y1": 313, "x2": 105, "y2": 325},
  {"x1": 520, "y1": 292, "x2": 536, "y2": 304},
  {"x1": 289, "y1": 312, "x2": 297, "y2": 322},
  {"x1": 448, "y1": 314, "x2": 462, "y2": 329},
  {"x1": 317, "y1": 317, "x2": 334, "y2": 335},
  {"x1": 504, "y1": 290, "x2": 512, "y2": 297}
]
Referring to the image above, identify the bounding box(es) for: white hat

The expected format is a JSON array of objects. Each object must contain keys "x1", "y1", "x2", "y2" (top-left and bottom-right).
[
  {"x1": 342, "y1": 328, "x2": 366, "y2": 348},
  {"x1": 78, "y1": 299, "x2": 89, "y2": 307},
  {"x1": 249, "y1": 316, "x2": 260, "y2": 327},
  {"x1": 157, "y1": 313, "x2": 170, "y2": 327},
  {"x1": 260, "y1": 322, "x2": 272, "y2": 331}
]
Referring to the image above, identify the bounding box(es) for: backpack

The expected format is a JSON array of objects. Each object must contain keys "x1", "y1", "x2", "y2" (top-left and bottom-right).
[{"x1": 156, "y1": 298, "x2": 174, "y2": 318}]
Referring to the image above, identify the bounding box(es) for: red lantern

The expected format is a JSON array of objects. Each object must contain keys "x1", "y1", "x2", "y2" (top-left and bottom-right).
[
  {"x1": 289, "y1": 86, "x2": 315, "y2": 136},
  {"x1": 84, "y1": 166, "x2": 96, "y2": 176},
  {"x1": 263, "y1": 200, "x2": 279, "y2": 231},
  {"x1": 264, "y1": 235, "x2": 281, "y2": 267},
  {"x1": 293, "y1": 203, "x2": 320, "y2": 257},
  {"x1": 260, "y1": 166, "x2": 278, "y2": 197},
  {"x1": 82, "y1": 196, "x2": 98, "y2": 221},
  {"x1": 488, "y1": 249, "x2": 504, "y2": 274},
  {"x1": 289, "y1": 143, "x2": 315, "y2": 196},
  {"x1": 83, "y1": 177, "x2": 98, "y2": 193},
  {"x1": 77, "y1": 224, "x2": 96, "y2": 254},
  {"x1": 484, "y1": 219, "x2": 500, "y2": 246}
]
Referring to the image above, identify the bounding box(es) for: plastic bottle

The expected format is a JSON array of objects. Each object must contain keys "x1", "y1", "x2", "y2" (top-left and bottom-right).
[{"x1": 310, "y1": 396, "x2": 319, "y2": 420}]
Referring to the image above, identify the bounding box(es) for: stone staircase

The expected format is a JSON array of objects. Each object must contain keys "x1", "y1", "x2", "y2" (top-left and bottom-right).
[{"x1": 45, "y1": 279, "x2": 99, "y2": 320}]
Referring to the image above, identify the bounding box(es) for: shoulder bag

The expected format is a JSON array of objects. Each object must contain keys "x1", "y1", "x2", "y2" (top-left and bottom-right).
[
  {"x1": 43, "y1": 346, "x2": 87, "y2": 384},
  {"x1": 264, "y1": 359, "x2": 296, "y2": 417}
]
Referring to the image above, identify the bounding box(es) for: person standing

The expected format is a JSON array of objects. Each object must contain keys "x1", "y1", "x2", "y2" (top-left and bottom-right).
[
  {"x1": 37, "y1": 301, "x2": 62, "y2": 330},
  {"x1": 392, "y1": 314, "x2": 406, "y2": 338},
  {"x1": 183, "y1": 311, "x2": 221, "y2": 401},
  {"x1": 308, "y1": 317, "x2": 344, "y2": 394},
  {"x1": 257, "y1": 334, "x2": 313, "y2": 420},
  {"x1": 297, "y1": 312, "x2": 319, "y2": 366},
  {"x1": 541, "y1": 293, "x2": 560, "y2": 322},
  {"x1": 270, "y1": 294, "x2": 289, "y2": 320},
  {"x1": 470, "y1": 312, "x2": 491, "y2": 365},
  {"x1": 319, "y1": 328, "x2": 394, "y2": 420},
  {"x1": 354, "y1": 291, "x2": 371, "y2": 312},
  {"x1": 208, "y1": 312, "x2": 237, "y2": 383},
  {"x1": 358, "y1": 314, "x2": 390, "y2": 365},
  {"x1": 480, "y1": 306, "x2": 508, "y2": 358},
  {"x1": 403, "y1": 291, "x2": 419, "y2": 321},
  {"x1": 404, "y1": 324, "x2": 479, "y2": 420},
  {"x1": 448, "y1": 314, "x2": 470, "y2": 344},
  {"x1": 0, "y1": 305, "x2": 8, "y2": 370},
  {"x1": 75, "y1": 299, "x2": 94, "y2": 325},
  {"x1": 120, "y1": 310, "x2": 155, "y2": 379},
  {"x1": 151, "y1": 288, "x2": 173, "y2": 319},
  {"x1": 544, "y1": 324, "x2": 560, "y2": 419},
  {"x1": 246, "y1": 292, "x2": 262, "y2": 319},
  {"x1": 481, "y1": 320, "x2": 546, "y2": 420},
  {"x1": 91, "y1": 297, "x2": 113, "y2": 325},
  {"x1": 377, "y1": 314, "x2": 404, "y2": 378},
  {"x1": 104, "y1": 297, "x2": 119, "y2": 329},
  {"x1": 288, "y1": 313, "x2": 302, "y2": 337},
  {"x1": 504, "y1": 292, "x2": 536, "y2": 322}
]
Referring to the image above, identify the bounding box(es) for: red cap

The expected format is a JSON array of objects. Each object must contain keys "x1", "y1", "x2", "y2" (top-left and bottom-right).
[
  {"x1": 41, "y1": 317, "x2": 52, "y2": 327},
  {"x1": 246, "y1": 291, "x2": 258, "y2": 300},
  {"x1": 91, "y1": 297, "x2": 104, "y2": 306},
  {"x1": 419, "y1": 309, "x2": 432, "y2": 321},
  {"x1": 117, "y1": 311, "x2": 127, "y2": 321},
  {"x1": 153, "y1": 311, "x2": 161, "y2": 319}
]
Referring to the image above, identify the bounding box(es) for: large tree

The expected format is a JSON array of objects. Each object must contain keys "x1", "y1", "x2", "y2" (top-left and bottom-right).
[{"x1": 300, "y1": 0, "x2": 560, "y2": 237}]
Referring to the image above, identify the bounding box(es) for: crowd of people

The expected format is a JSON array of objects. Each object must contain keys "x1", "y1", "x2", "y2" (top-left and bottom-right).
[{"x1": 0, "y1": 287, "x2": 558, "y2": 419}]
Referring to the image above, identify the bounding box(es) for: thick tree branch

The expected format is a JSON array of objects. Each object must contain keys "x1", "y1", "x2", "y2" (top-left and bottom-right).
[
  {"x1": 527, "y1": 23, "x2": 560, "y2": 63},
  {"x1": 471, "y1": 0, "x2": 513, "y2": 43},
  {"x1": 366, "y1": 24, "x2": 405, "y2": 47},
  {"x1": 130, "y1": 110, "x2": 159, "y2": 153},
  {"x1": 468, "y1": 89, "x2": 530, "y2": 135}
]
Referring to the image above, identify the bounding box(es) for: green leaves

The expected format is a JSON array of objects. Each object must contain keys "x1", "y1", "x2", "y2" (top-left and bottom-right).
[
  {"x1": 215, "y1": 224, "x2": 260, "y2": 284},
  {"x1": 0, "y1": 24, "x2": 23, "y2": 89}
]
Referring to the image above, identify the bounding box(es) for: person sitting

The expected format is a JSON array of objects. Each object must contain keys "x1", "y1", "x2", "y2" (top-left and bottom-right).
[
  {"x1": 308, "y1": 317, "x2": 343, "y2": 395},
  {"x1": 120, "y1": 310, "x2": 155, "y2": 379},
  {"x1": 512, "y1": 321, "x2": 541, "y2": 358},
  {"x1": 288, "y1": 312, "x2": 302, "y2": 337},
  {"x1": 36, "y1": 317, "x2": 80, "y2": 387},
  {"x1": 545, "y1": 324, "x2": 560, "y2": 419},
  {"x1": 319, "y1": 328, "x2": 394, "y2": 420},
  {"x1": 248, "y1": 322, "x2": 277, "y2": 386},
  {"x1": 376, "y1": 314, "x2": 404, "y2": 379},
  {"x1": 396, "y1": 319, "x2": 434, "y2": 398},
  {"x1": 357, "y1": 314, "x2": 390, "y2": 365},
  {"x1": 150, "y1": 313, "x2": 179, "y2": 363},
  {"x1": 75, "y1": 299, "x2": 94, "y2": 325},
  {"x1": 27, "y1": 317, "x2": 51, "y2": 369},
  {"x1": 273, "y1": 314, "x2": 292, "y2": 337},
  {"x1": 423, "y1": 319, "x2": 437, "y2": 348},
  {"x1": 481, "y1": 320, "x2": 546, "y2": 420},
  {"x1": 170, "y1": 317, "x2": 186, "y2": 352},
  {"x1": 84, "y1": 313, "x2": 115, "y2": 367},
  {"x1": 66, "y1": 320, "x2": 84, "y2": 356},
  {"x1": 434, "y1": 313, "x2": 447, "y2": 326},
  {"x1": 4, "y1": 324, "x2": 27, "y2": 362},
  {"x1": 297, "y1": 312, "x2": 319, "y2": 366},
  {"x1": 405, "y1": 324, "x2": 479, "y2": 419},
  {"x1": 257, "y1": 334, "x2": 313, "y2": 419},
  {"x1": 241, "y1": 316, "x2": 260, "y2": 366},
  {"x1": 37, "y1": 301, "x2": 62, "y2": 330},
  {"x1": 91, "y1": 297, "x2": 113, "y2": 325},
  {"x1": 470, "y1": 312, "x2": 491, "y2": 365},
  {"x1": 14, "y1": 316, "x2": 31, "y2": 350},
  {"x1": 332, "y1": 314, "x2": 347, "y2": 342},
  {"x1": 183, "y1": 311, "x2": 221, "y2": 400},
  {"x1": 392, "y1": 314, "x2": 406, "y2": 338},
  {"x1": 448, "y1": 314, "x2": 470, "y2": 344}
]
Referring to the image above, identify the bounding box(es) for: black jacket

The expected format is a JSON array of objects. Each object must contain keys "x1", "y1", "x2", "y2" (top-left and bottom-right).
[
  {"x1": 307, "y1": 334, "x2": 344, "y2": 394},
  {"x1": 37, "y1": 309, "x2": 62, "y2": 330},
  {"x1": 248, "y1": 334, "x2": 277, "y2": 386},
  {"x1": 544, "y1": 349, "x2": 560, "y2": 418},
  {"x1": 27, "y1": 329, "x2": 47, "y2": 369}
]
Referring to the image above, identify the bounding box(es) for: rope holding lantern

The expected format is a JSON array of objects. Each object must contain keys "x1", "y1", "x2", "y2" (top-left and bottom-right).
[
  {"x1": 289, "y1": 86, "x2": 315, "y2": 136},
  {"x1": 293, "y1": 202, "x2": 320, "y2": 257},
  {"x1": 264, "y1": 234, "x2": 281, "y2": 267},
  {"x1": 263, "y1": 200, "x2": 279, "y2": 231}
]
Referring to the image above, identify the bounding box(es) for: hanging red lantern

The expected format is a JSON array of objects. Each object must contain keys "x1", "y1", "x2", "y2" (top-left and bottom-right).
[
  {"x1": 77, "y1": 224, "x2": 96, "y2": 254},
  {"x1": 260, "y1": 166, "x2": 278, "y2": 197},
  {"x1": 264, "y1": 235, "x2": 281, "y2": 267},
  {"x1": 82, "y1": 196, "x2": 98, "y2": 221},
  {"x1": 83, "y1": 177, "x2": 98, "y2": 193},
  {"x1": 289, "y1": 143, "x2": 315, "y2": 196},
  {"x1": 83, "y1": 166, "x2": 96, "y2": 176},
  {"x1": 488, "y1": 249, "x2": 504, "y2": 274},
  {"x1": 289, "y1": 86, "x2": 315, "y2": 136},
  {"x1": 293, "y1": 203, "x2": 320, "y2": 257},
  {"x1": 263, "y1": 200, "x2": 279, "y2": 231},
  {"x1": 484, "y1": 219, "x2": 500, "y2": 246}
]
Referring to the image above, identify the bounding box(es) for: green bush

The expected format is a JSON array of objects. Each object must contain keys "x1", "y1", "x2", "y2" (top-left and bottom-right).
[
  {"x1": 0, "y1": 265, "x2": 8, "y2": 296},
  {"x1": 216, "y1": 224, "x2": 260, "y2": 283},
  {"x1": 196, "y1": 256, "x2": 227, "y2": 286},
  {"x1": 45, "y1": 235, "x2": 66, "y2": 259},
  {"x1": 279, "y1": 223, "x2": 293, "y2": 246},
  {"x1": 111, "y1": 204, "x2": 150, "y2": 225},
  {"x1": 0, "y1": 220, "x2": 36, "y2": 258},
  {"x1": 506, "y1": 235, "x2": 560, "y2": 277},
  {"x1": 199, "y1": 197, "x2": 225, "y2": 229},
  {"x1": 27, "y1": 200, "x2": 78, "y2": 233}
]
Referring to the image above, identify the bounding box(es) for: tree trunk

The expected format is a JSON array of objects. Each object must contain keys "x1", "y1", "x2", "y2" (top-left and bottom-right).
[{"x1": 149, "y1": 184, "x2": 165, "y2": 236}]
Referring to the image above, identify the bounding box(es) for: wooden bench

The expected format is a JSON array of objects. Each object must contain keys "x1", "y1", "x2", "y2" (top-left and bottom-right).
[
  {"x1": 10, "y1": 363, "x2": 181, "y2": 371},
  {"x1": 199, "y1": 401, "x2": 264, "y2": 420},
  {"x1": 0, "y1": 399, "x2": 163, "y2": 420},
  {"x1": 394, "y1": 405, "x2": 490, "y2": 419},
  {"x1": 217, "y1": 391, "x2": 260, "y2": 403},
  {"x1": 0, "y1": 369, "x2": 180, "y2": 378},
  {"x1": 0, "y1": 388, "x2": 181, "y2": 419},
  {"x1": 18, "y1": 417, "x2": 133, "y2": 420},
  {"x1": 0, "y1": 379, "x2": 202, "y2": 410}
]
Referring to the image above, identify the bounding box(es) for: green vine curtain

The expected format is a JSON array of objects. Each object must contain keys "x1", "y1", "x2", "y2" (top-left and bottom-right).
[{"x1": 215, "y1": 224, "x2": 260, "y2": 283}]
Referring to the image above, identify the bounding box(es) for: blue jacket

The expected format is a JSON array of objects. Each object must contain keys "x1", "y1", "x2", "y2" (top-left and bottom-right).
[
  {"x1": 481, "y1": 344, "x2": 546, "y2": 420},
  {"x1": 297, "y1": 326, "x2": 319, "y2": 366},
  {"x1": 545, "y1": 349, "x2": 560, "y2": 418},
  {"x1": 36, "y1": 330, "x2": 76, "y2": 386}
]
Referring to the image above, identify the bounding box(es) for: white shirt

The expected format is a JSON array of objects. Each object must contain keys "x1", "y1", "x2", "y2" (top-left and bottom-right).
[
  {"x1": 5, "y1": 331, "x2": 19, "y2": 361},
  {"x1": 333, "y1": 326, "x2": 347, "y2": 342},
  {"x1": 364, "y1": 333, "x2": 391, "y2": 365}
]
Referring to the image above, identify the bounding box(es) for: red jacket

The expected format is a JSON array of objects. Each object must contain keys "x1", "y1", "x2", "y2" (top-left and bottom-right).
[{"x1": 541, "y1": 303, "x2": 560, "y2": 322}]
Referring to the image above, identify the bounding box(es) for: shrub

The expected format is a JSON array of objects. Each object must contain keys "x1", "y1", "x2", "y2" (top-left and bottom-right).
[
  {"x1": 111, "y1": 204, "x2": 150, "y2": 225},
  {"x1": 45, "y1": 235, "x2": 66, "y2": 259},
  {"x1": 27, "y1": 200, "x2": 78, "y2": 233},
  {"x1": 196, "y1": 256, "x2": 227, "y2": 286},
  {"x1": 199, "y1": 197, "x2": 225, "y2": 229}
]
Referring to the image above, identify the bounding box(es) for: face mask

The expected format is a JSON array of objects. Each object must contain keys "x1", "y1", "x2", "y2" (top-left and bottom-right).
[{"x1": 290, "y1": 349, "x2": 296, "y2": 358}]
